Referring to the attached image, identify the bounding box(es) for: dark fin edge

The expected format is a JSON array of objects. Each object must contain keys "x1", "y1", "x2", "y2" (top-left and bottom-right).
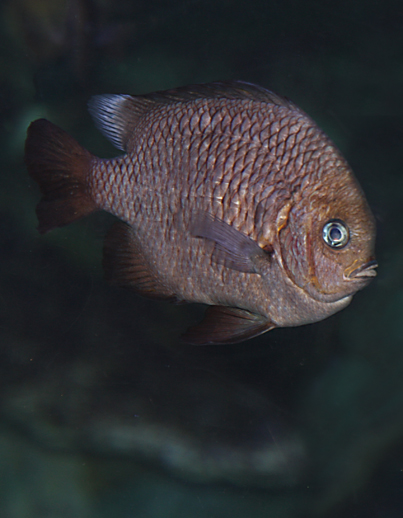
[
  {"x1": 182, "y1": 305, "x2": 275, "y2": 345},
  {"x1": 103, "y1": 221, "x2": 179, "y2": 302},
  {"x1": 25, "y1": 119, "x2": 97, "y2": 234}
]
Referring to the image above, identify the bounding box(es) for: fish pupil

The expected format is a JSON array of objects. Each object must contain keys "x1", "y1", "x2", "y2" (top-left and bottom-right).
[
  {"x1": 330, "y1": 227, "x2": 342, "y2": 241},
  {"x1": 322, "y1": 219, "x2": 349, "y2": 249}
]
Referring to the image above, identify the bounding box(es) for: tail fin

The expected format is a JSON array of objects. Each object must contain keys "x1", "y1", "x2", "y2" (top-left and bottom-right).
[{"x1": 24, "y1": 119, "x2": 98, "y2": 233}]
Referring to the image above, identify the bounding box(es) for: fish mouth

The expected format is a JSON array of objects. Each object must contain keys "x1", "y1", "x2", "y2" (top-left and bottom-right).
[{"x1": 346, "y1": 259, "x2": 378, "y2": 280}]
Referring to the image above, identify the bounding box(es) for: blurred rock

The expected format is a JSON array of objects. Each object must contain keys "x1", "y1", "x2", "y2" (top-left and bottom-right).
[{"x1": 0, "y1": 363, "x2": 305, "y2": 489}]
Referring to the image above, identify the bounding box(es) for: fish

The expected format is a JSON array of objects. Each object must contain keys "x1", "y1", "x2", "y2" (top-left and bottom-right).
[{"x1": 24, "y1": 81, "x2": 377, "y2": 345}]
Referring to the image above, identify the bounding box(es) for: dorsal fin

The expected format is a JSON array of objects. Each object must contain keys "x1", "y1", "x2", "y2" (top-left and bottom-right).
[
  {"x1": 88, "y1": 81, "x2": 296, "y2": 152},
  {"x1": 88, "y1": 94, "x2": 150, "y2": 152},
  {"x1": 130, "y1": 80, "x2": 294, "y2": 107}
]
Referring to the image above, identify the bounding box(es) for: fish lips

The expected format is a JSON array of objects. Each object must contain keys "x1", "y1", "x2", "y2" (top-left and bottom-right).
[{"x1": 344, "y1": 259, "x2": 378, "y2": 282}]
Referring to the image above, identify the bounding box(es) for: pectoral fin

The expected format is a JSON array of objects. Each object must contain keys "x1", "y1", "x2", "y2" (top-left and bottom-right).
[
  {"x1": 182, "y1": 306, "x2": 275, "y2": 345},
  {"x1": 190, "y1": 212, "x2": 270, "y2": 273}
]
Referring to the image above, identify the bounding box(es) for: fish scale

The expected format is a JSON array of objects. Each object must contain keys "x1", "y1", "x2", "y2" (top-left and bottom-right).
[{"x1": 25, "y1": 80, "x2": 376, "y2": 344}]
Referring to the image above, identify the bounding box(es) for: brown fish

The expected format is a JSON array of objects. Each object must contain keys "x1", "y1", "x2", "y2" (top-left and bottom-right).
[{"x1": 24, "y1": 81, "x2": 377, "y2": 344}]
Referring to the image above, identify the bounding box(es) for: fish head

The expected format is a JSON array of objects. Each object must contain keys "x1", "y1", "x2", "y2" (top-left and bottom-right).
[{"x1": 278, "y1": 169, "x2": 377, "y2": 303}]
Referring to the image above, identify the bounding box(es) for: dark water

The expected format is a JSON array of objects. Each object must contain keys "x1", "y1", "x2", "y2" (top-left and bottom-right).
[{"x1": 0, "y1": 0, "x2": 402, "y2": 516}]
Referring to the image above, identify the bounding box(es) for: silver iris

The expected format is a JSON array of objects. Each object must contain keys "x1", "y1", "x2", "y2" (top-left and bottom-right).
[{"x1": 322, "y1": 219, "x2": 349, "y2": 249}]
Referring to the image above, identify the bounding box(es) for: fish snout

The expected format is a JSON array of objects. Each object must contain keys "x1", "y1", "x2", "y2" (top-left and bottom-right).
[{"x1": 345, "y1": 259, "x2": 378, "y2": 280}]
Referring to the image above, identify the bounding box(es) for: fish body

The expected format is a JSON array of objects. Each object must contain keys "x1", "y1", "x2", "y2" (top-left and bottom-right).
[{"x1": 25, "y1": 81, "x2": 377, "y2": 344}]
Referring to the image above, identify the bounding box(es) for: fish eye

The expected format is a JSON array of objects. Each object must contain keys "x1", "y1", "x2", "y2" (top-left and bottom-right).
[{"x1": 322, "y1": 219, "x2": 349, "y2": 249}]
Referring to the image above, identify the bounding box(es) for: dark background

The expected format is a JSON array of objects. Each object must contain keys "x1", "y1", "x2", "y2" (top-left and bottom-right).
[{"x1": 0, "y1": 0, "x2": 402, "y2": 516}]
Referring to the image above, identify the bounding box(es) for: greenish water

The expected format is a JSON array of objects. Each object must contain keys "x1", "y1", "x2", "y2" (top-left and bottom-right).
[{"x1": 0, "y1": 0, "x2": 402, "y2": 516}]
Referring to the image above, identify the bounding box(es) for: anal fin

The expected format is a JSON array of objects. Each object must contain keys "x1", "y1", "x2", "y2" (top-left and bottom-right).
[
  {"x1": 103, "y1": 221, "x2": 178, "y2": 302},
  {"x1": 182, "y1": 306, "x2": 275, "y2": 345}
]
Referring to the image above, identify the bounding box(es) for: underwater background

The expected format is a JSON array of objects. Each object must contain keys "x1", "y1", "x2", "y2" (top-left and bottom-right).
[{"x1": 0, "y1": 0, "x2": 402, "y2": 516}]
